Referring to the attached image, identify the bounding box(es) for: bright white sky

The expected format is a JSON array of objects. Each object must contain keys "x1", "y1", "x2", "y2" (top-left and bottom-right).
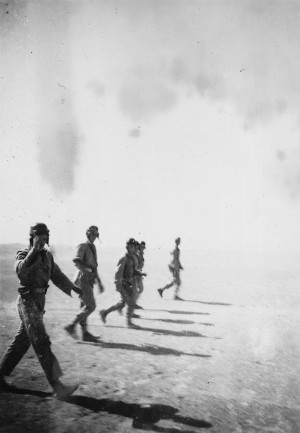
[{"x1": 1, "y1": 0, "x2": 300, "y2": 252}]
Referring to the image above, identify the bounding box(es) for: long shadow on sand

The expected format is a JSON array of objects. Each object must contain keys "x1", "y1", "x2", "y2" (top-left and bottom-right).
[
  {"x1": 140, "y1": 318, "x2": 214, "y2": 326},
  {"x1": 105, "y1": 325, "x2": 207, "y2": 338},
  {"x1": 144, "y1": 309, "x2": 210, "y2": 315},
  {"x1": 181, "y1": 300, "x2": 232, "y2": 306},
  {"x1": 64, "y1": 396, "x2": 213, "y2": 431},
  {"x1": 77, "y1": 340, "x2": 211, "y2": 358},
  {"x1": 2, "y1": 388, "x2": 212, "y2": 431}
]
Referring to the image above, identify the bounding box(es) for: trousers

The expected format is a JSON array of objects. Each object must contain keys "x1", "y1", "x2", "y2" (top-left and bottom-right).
[
  {"x1": 0, "y1": 293, "x2": 62, "y2": 383},
  {"x1": 72, "y1": 285, "x2": 96, "y2": 331}
]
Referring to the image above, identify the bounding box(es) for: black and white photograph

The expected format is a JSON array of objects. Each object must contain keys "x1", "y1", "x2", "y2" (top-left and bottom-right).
[{"x1": 0, "y1": 1, "x2": 299, "y2": 432}]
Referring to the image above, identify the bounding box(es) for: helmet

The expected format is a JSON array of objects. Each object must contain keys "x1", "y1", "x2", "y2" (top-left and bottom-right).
[
  {"x1": 29, "y1": 223, "x2": 50, "y2": 247},
  {"x1": 86, "y1": 225, "x2": 99, "y2": 238},
  {"x1": 126, "y1": 238, "x2": 136, "y2": 248},
  {"x1": 29, "y1": 223, "x2": 50, "y2": 237},
  {"x1": 140, "y1": 241, "x2": 146, "y2": 248}
]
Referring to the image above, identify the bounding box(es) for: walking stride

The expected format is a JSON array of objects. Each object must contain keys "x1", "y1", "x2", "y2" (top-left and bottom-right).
[
  {"x1": 64, "y1": 225, "x2": 105, "y2": 342},
  {"x1": 158, "y1": 237, "x2": 184, "y2": 300},
  {"x1": 0, "y1": 223, "x2": 82, "y2": 398},
  {"x1": 100, "y1": 238, "x2": 146, "y2": 328}
]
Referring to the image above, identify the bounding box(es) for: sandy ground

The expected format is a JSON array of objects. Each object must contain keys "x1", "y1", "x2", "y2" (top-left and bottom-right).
[{"x1": 0, "y1": 245, "x2": 300, "y2": 432}]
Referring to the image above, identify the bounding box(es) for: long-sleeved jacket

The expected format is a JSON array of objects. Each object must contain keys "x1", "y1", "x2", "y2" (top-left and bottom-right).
[
  {"x1": 114, "y1": 253, "x2": 143, "y2": 291},
  {"x1": 73, "y1": 241, "x2": 99, "y2": 287},
  {"x1": 15, "y1": 248, "x2": 76, "y2": 296}
]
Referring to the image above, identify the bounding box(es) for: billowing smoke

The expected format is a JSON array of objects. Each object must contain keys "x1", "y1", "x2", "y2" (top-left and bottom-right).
[{"x1": 77, "y1": 0, "x2": 300, "y2": 196}]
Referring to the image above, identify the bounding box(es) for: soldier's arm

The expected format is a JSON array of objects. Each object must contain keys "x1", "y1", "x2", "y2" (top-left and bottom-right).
[
  {"x1": 50, "y1": 256, "x2": 81, "y2": 297},
  {"x1": 114, "y1": 257, "x2": 126, "y2": 290},
  {"x1": 133, "y1": 268, "x2": 147, "y2": 278},
  {"x1": 73, "y1": 244, "x2": 93, "y2": 273},
  {"x1": 96, "y1": 270, "x2": 105, "y2": 293},
  {"x1": 14, "y1": 249, "x2": 39, "y2": 278}
]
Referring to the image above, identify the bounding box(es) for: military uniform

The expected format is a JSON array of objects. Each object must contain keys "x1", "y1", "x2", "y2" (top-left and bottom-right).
[
  {"x1": 136, "y1": 248, "x2": 145, "y2": 295},
  {"x1": 0, "y1": 246, "x2": 80, "y2": 387},
  {"x1": 158, "y1": 240, "x2": 183, "y2": 299},
  {"x1": 72, "y1": 240, "x2": 99, "y2": 332},
  {"x1": 100, "y1": 242, "x2": 144, "y2": 327}
]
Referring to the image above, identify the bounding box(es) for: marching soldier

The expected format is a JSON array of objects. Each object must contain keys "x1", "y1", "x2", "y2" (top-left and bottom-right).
[
  {"x1": 100, "y1": 238, "x2": 146, "y2": 328},
  {"x1": 135, "y1": 241, "x2": 146, "y2": 310},
  {"x1": 64, "y1": 225, "x2": 104, "y2": 342},
  {"x1": 158, "y1": 237, "x2": 184, "y2": 300},
  {"x1": 0, "y1": 223, "x2": 82, "y2": 398}
]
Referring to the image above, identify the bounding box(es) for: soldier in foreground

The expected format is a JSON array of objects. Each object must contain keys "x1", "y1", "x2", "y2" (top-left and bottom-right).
[
  {"x1": 0, "y1": 223, "x2": 82, "y2": 398},
  {"x1": 100, "y1": 238, "x2": 146, "y2": 328},
  {"x1": 158, "y1": 237, "x2": 184, "y2": 300},
  {"x1": 64, "y1": 225, "x2": 104, "y2": 342}
]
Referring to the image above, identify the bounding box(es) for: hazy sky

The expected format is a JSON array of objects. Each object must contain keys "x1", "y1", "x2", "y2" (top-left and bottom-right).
[{"x1": 1, "y1": 0, "x2": 300, "y2": 252}]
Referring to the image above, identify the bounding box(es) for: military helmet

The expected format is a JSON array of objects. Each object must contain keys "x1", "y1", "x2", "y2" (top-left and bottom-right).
[
  {"x1": 126, "y1": 238, "x2": 136, "y2": 248},
  {"x1": 29, "y1": 223, "x2": 50, "y2": 237},
  {"x1": 86, "y1": 225, "x2": 99, "y2": 238}
]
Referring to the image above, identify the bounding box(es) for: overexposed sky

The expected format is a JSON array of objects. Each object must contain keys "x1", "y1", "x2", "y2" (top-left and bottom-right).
[{"x1": 1, "y1": 0, "x2": 300, "y2": 252}]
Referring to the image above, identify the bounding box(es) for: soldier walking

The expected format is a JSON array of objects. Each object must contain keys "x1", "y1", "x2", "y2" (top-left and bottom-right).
[
  {"x1": 158, "y1": 237, "x2": 184, "y2": 300},
  {"x1": 0, "y1": 223, "x2": 82, "y2": 398},
  {"x1": 100, "y1": 239, "x2": 146, "y2": 328},
  {"x1": 135, "y1": 241, "x2": 146, "y2": 310},
  {"x1": 64, "y1": 225, "x2": 105, "y2": 342}
]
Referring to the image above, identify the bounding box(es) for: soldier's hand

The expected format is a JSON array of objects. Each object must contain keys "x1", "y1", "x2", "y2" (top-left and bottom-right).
[
  {"x1": 73, "y1": 285, "x2": 82, "y2": 297},
  {"x1": 142, "y1": 272, "x2": 147, "y2": 277},
  {"x1": 84, "y1": 267, "x2": 93, "y2": 273},
  {"x1": 98, "y1": 281, "x2": 105, "y2": 293},
  {"x1": 32, "y1": 235, "x2": 45, "y2": 251}
]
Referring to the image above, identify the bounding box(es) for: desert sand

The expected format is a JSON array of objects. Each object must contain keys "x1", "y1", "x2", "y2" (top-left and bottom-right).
[{"x1": 0, "y1": 245, "x2": 299, "y2": 432}]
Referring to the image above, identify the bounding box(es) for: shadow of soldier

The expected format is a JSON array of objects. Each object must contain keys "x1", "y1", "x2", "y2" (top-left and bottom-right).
[
  {"x1": 64, "y1": 396, "x2": 213, "y2": 431},
  {"x1": 1, "y1": 388, "x2": 213, "y2": 431}
]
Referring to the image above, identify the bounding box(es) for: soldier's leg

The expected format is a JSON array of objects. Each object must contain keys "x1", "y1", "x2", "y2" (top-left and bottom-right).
[
  {"x1": 100, "y1": 298, "x2": 126, "y2": 323},
  {"x1": 68, "y1": 286, "x2": 96, "y2": 332},
  {"x1": 174, "y1": 272, "x2": 182, "y2": 300},
  {"x1": 79, "y1": 288, "x2": 96, "y2": 336},
  {"x1": 0, "y1": 319, "x2": 31, "y2": 377},
  {"x1": 134, "y1": 278, "x2": 144, "y2": 308},
  {"x1": 121, "y1": 288, "x2": 137, "y2": 327},
  {"x1": 18, "y1": 294, "x2": 63, "y2": 384}
]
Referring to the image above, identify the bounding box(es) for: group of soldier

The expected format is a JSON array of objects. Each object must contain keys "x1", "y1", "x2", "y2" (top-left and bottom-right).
[{"x1": 0, "y1": 222, "x2": 183, "y2": 399}]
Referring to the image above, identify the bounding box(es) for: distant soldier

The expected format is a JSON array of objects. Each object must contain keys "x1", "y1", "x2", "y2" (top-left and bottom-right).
[
  {"x1": 134, "y1": 241, "x2": 146, "y2": 310},
  {"x1": 64, "y1": 225, "x2": 104, "y2": 342},
  {"x1": 100, "y1": 238, "x2": 146, "y2": 328},
  {"x1": 0, "y1": 223, "x2": 82, "y2": 398},
  {"x1": 158, "y1": 237, "x2": 184, "y2": 300}
]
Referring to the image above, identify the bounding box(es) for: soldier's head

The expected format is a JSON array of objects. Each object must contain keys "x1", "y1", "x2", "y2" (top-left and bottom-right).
[
  {"x1": 140, "y1": 241, "x2": 146, "y2": 251},
  {"x1": 135, "y1": 241, "x2": 140, "y2": 253},
  {"x1": 175, "y1": 237, "x2": 181, "y2": 246},
  {"x1": 86, "y1": 225, "x2": 100, "y2": 243},
  {"x1": 126, "y1": 238, "x2": 136, "y2": 254},
  {"x1": 29, "y1": 223, "x2": 50, "y2": 248}
]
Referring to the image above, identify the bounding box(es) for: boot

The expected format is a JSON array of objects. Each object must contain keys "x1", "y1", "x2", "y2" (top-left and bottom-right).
[
  {"x1": 0, "y1": 374, "x2": 17, "y2": 392},
  {"x1": 134, "y1": 304, "x2": 143, "y2": 310},
  {"x1": 51, "y1": 379, "x2": 79, "y2": 399},
  {"x1": 64, "y1": 324, "x2": 77, "y2": 339},
  {"x1": 157, "y1": 288, "x2": 163, "y2": 298},
  {"x1": 82, "y1": 331, "x2": 100, "y2": 342},
  {"x1": 127, "y1": 319, "x2": 140, "y2": 329}
]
